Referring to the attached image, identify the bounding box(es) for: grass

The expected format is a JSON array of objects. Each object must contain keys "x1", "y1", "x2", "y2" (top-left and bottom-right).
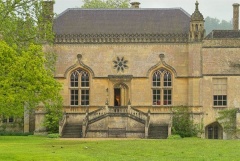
[{"x1": 0, "y1": 136, "x2": 240, "y2": 161}]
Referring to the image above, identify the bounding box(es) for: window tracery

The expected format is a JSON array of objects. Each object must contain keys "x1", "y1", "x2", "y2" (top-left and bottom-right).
[
  {"x1": 152, "y1": 69, "x2": 172, "y2": 106},
  {"x1": 70, "y1": 69, "x2": 90, "y2": 106}
]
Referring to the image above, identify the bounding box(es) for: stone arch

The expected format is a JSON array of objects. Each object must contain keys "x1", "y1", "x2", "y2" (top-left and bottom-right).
[
  {"x1": 146, "y1": 54, "x2": 177, "y2": 78},
  {"x1": 64, "y1": 62, "x2": 95, "y2": 79},
  {"x1": 205, "y1": 122, "x2": 223, "y2": 139}
]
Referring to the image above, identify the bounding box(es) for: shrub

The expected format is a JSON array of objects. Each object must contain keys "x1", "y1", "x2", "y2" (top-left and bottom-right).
[
  {"x1": 0, "y1": 132, "x2": 33, "y2": 136},
  {"x1": 167, "y1": 134, "x2": 182, "y2": 139},
  {"x1": 217, "y1": 108, "x2": 238, "y2": 139},
  {"x1": 172, "y1": 107, "x2": 198, "y2": 138},
  {"x1": 47, "y1": 133, "x2": 60, "y2": 138},
  {"x1": 44, "y1": 108, "x2": 62, "y2": 134}
]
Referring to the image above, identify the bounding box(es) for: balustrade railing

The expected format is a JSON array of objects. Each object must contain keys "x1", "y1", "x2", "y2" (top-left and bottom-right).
[
  {"x1": 128, "y1": 107, "x2": 148, "y2": 121},
  {"x1": 86, "y1": 106, "x2": 148, "y2": 122},
  {"x1": 59, "y1": 112, "x2": 67, "y2": 137},
  {"x1": 88, "y1": 106, "x2": 107, "y2": 121},
  {"x1": 108, "y1": 106, "x2": 128, "y2": 113},
  {"x1": 83, "y1": 106, "x2": 149, "y2": 137}
]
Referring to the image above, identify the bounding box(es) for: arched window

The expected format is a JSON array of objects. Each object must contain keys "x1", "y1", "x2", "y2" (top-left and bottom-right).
[
  {"x1": 152, "y1": 69, "x2": 172, "y2": 106},
  {"x1": 195, "y1": 24, "x2": 198, "y2": 31},
  {"x1": 70, "y1": 69, "x2": 89, "y2": 106},
  {"x1": 206, "y1": 122, "x2": 223, "y2": 139}
]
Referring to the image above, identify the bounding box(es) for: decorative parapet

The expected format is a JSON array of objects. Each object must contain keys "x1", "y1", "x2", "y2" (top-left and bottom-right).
[{"x1": 55, "y1": 33, "x2": 189, "y2": 44}]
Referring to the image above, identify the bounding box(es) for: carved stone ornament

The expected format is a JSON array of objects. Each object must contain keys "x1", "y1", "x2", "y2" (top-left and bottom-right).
[
  {"x1": 113, "y1": 56, "x2": 128, "y2": 72},
  {"x1": 55, "y1": 33, "x2": 189, "y2": 44}
]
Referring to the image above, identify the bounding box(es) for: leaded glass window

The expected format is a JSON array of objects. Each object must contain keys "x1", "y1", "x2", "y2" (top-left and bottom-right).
[
  {"x1": 70, "y1": 69, "x2": 90, "y2": 106},
  {"x1": 152, "y1": 69, "x2": 172, "y2": 106}
]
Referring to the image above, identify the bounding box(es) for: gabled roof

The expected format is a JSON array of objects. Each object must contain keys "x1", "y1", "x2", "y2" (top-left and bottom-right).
[
  {"x1": 205, "y1": 30, "x2": 240, "y2": 39},
  {"x1": 53, "y1": 8, "x2": 191, "y2": 35}
]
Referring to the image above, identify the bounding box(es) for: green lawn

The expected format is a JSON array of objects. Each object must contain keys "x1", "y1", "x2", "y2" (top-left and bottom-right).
[{"x1": 0, "y1": 136, "x2": 240, "y2": 161}]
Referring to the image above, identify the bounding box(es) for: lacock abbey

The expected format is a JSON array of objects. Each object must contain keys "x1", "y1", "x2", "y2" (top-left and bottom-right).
[{"x1": 2, "y1": 1, "x2": 240, "y2": 139}]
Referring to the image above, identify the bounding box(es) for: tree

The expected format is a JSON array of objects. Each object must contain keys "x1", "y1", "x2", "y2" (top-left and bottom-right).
[
  {"x1": 0, "y1": 41, "x2": 62, "y2": 118},
  {"x1": 82, "y1": 0, "x2": 130, "y2": 8},
  {"x1": 204, "y1": 16, "x2": 232, "y2": 35},
  {"x1": 0, "y1": 0, "x2": 54, "y2": 48},
  {"x1": 0, "y1": 0, "x2": 62, "y2": 124}
]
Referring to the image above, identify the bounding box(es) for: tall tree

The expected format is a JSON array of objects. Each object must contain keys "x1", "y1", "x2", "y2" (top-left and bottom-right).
[
  {"x1": 0, "y1": 41, "x2": 62, "y2": 117},
  {"x1": 0, "y1": 1, "x2": 62, "y2": 120},
  {"x1": 0, "y1": 0, "x2": 54, "y2": 48},
  {"x1": 204, "y1": 16, "x2": 232, "y2": 35},
  {"x1": 82, "y1": 0, "x2": 130, "y2": 8}
]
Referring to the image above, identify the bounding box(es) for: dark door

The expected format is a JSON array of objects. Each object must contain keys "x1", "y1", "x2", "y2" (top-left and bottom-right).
[{"x1": 114, "y1": 88, "x2": 121, "y2": 106}]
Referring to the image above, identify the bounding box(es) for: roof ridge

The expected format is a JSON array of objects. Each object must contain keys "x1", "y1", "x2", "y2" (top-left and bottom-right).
[
  {"x1": 59, "y1": 7, "x2": 186, "y2": 11},
  {"x1": 55, "y1": 8, "x2": 71, "y2": 19}
]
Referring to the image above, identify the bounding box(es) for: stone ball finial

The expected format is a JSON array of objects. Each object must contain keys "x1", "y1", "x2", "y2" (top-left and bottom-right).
[
  {"x1": 77, "y1": 54, "x2": 82, "y2": 60},
  {"x1": 159, "y1": 53, "x2": 165, "y2": 59}
]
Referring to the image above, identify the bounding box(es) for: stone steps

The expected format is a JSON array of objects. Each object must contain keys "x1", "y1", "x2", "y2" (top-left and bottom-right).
[{"x1": 62, "y1": 123, "x2": 82, "y2": 138}]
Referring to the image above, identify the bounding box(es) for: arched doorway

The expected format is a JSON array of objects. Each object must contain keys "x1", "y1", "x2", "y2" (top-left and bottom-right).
[
  {"x1": 114, "y1": 83, "x2": 129, "y2": 106},
  {"x1": 205, "y1": 122, "x2": 223, "y2": 139}
]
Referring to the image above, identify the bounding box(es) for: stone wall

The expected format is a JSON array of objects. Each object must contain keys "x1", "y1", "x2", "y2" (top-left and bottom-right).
[
  {"x1": 201, "y1": 76, "x2": 240, "y2": 126},
  {"x1": 54, "y1": 43, "x2": 189, "y2": 78},
  {"x1": 202, "y1": 47, "x2": 240, "y2": 75}
]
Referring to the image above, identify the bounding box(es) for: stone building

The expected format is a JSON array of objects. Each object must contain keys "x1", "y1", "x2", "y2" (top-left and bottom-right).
[{"x1": 8, "y1": 1, "x2": 240, "y2": 139}]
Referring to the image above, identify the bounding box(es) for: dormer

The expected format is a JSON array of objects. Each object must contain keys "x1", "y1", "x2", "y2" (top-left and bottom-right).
[{"x1": 189, "y1": 1, "x2": 205, "y2": 42}]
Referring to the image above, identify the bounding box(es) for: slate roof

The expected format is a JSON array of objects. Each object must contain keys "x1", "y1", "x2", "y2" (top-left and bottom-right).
[
  {"x1": 205, "y1": 30, "x2": 240, "y2": 39},
  {"x1": 53, "y1": 8, "x2": 191, "y2": 35}
]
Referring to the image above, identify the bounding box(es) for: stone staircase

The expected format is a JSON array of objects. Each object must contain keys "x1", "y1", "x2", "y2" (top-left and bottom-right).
[
  {"x1": 82, "y1": 106, "x2": 150, "y2": 138},
  {"x1": 62, "y1": 123, "x2": 82, "y2": 138},
  {"x1": 148, "y1": 125, "x2": 168, "y2": 139}
]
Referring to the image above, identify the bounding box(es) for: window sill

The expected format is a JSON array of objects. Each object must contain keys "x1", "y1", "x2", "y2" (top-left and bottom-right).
[
  {"x1": 69, "y1": 105, "x2": 89, "y2": 107},
  {"x1": 212, "y1": 106, "x2": 227, "y2": 108},
  {"x1": 152, "y1": 105, "x2": 172, "y2": 107}
]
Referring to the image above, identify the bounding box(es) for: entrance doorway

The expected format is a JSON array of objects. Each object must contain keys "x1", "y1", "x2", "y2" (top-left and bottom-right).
[
  {"x1": 205, "y1": 122, "x2": 223, "y2": 139},
  {"x1": 114, "y1": 88, "x2": 121, "y2": 106},
  {"x1": 113, "y1": 83, "x2": 129, "y2": 106}
]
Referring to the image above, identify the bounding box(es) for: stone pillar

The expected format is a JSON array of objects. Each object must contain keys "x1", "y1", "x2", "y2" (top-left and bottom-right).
[
  {"x1": 145, "y1": 109, "x2": 151, "y2": 138},
  {"x1": 34, "y1": 111, "x2": 47, "y2": 134},
  {"x1": 168, "y1": 126, "x2": 172, "y2": 137},
  {"x1": 233, "y1": 3, "x2": 239, "y2": 30},
  {"x1": 236, "y1": 109, "x2": 240, "y2": 138},
  {"x1": 42, "y1": 0, "x2": 54, "y2": 22},
  {"x1": 24, "y1": 108, "x2": 29, "y2": 133},
  {"x1": 105, "y1": 105, "x2": 109, "y2": 113}
]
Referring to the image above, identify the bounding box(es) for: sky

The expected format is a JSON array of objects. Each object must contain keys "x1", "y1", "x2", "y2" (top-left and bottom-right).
[{"x1": 54, "y1": 0, "x2": 239, "y2": 22}]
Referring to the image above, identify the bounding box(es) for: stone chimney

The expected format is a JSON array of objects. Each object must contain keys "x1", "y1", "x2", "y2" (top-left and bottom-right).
[
  {"x1": 130, "y1": 2, "x2": 140, "y2": 8},
  {"x1": 42, "y1": 0, "x2": 54, "y2": 22},
  {"x1": 40, "y1": 0, "x2": 54, "y2": 42},
  {"x1": 233, "y1": 3, "x2": 239, "y2": 30}
]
